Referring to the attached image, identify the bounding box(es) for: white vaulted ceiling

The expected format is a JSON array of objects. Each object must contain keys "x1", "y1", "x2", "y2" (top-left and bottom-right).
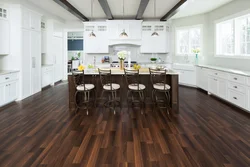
[{"x1": 27, "y1": 0, "x2": 233, "y2": 21}]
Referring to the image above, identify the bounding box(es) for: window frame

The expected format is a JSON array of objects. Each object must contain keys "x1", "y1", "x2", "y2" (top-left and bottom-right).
[
  {"x1": 175, "y1": 24, "x2": 203, "y2": 56},
  {"x1": 215, "y1": 9, "x2": 250, "y2": 59}
]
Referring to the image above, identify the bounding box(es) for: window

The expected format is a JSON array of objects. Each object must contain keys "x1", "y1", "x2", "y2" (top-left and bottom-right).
[
  {"x1": 176, "y1": 25, "x2": 202, "y2": 55},
  {"x1": 216, "y1": 12, "x2": 250, "y2": 57}
]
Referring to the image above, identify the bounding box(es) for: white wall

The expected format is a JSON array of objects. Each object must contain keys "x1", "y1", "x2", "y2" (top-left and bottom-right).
[
  {"x1": 171, "y1": 0, "x2": 250, "y2": 71},
  {"x1": 206, "y1": 0, "x2": 250, "y2": 71}
]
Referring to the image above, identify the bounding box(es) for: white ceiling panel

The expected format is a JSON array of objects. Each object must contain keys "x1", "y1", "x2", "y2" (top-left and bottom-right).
[
  {"x1": 143, "y1": 0, "x2": 179, "y2": 19},
  {"x1": 27, "y1": 0, "x2": 77, "y2": 20},
  {"x1": 172, "y1": 0, "x2": 233, "y2": 19},
  {"x1": 68, "y1": 0, "x2": 106, "y2": 19}
]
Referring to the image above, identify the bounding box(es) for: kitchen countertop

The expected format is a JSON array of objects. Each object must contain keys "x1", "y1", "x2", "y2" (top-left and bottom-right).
[
  {"x1": 0, "y1": 70, "x2": 19, "y2": 75},
  {"x1": 68, "y1": 68, "x2": 179, "y2": 75},
  {"x1": 197, "y1": 64, "x2": 250, "y2": 77}
]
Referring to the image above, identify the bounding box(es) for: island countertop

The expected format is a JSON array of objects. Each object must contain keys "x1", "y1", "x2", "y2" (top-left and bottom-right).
[{"x1": 68, "y1": 67, "x2": 179, "y2": 75}]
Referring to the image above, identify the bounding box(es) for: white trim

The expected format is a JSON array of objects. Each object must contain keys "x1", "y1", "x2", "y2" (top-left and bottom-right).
[
  {"x1": 215, "y1": 55, "x2": 250, "y2": 59},
  {"x1": 214, "y1": 9, "x2": 250, "y2": 24}
]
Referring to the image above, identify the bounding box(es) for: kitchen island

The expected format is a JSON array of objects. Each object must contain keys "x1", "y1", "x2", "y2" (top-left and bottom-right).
[{"x1": 68, "y1": 68, "x2": 179, "y2": 114}]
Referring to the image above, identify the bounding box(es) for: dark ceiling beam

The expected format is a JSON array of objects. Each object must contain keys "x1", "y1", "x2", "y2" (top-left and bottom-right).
[
  {"x1": 98, "y1": 0, "x2": 114, "y2": 20},
  {"x1": 53, "y1": 0, "x2": 89, "y2": 22},
  {"x1": 160, "y1": 0, "x2": 187, "y2": 21},
  {"x1": 135, "y1": 0, "x2": 149, "y2": 20}
]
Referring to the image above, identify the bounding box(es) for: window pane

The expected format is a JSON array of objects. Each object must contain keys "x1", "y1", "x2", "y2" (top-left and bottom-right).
[
  {"x1": 177, "y1": 30, "x2": 189, "y2": 54},
  {"x1": 190, "y1": 28, "x2": 201, "y2": 51},
  {"x1": 220, "y1": 21, "x2": 234, "y2": 54}
]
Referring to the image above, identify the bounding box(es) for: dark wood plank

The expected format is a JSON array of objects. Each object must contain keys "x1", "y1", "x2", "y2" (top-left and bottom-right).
[
  {"x1": 98, "y1": 0, "x2": 114, "y2": 20},
  {"x1": 0, "y1": 84, "x2": 249, "y2": 166},
  {"x1": 135, "y1": 0, "x2": 150, "y2": 20}
]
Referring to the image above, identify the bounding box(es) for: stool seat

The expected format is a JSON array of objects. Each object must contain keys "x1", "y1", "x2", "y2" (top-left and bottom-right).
[
  {"x1": 153, "y1": 83, "x2": 171, "y2": 90},
  {"x1": 128, "y1": 83, "x2": 146, "y2": 90},
  {"x1": 77, "y1": 84, "x2": 95, "y2": 91},
  {"x1": 103, "y1": 83, "x2": 120, "y2": 90}
]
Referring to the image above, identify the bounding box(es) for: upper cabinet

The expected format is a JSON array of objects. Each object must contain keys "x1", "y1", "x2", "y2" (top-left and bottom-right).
[
  {"x1": 22, "y1": 8, "x2": 41, "y2": 31},
  {"x1": 141, "y1": 22, "x2": 170, "y2": 53},
  {"x1": 0, "y1": 6, "x2": 9, "y2": 55},
  {"x1": 84, "y1": 22, "x2": 109, "y2": 53},
  {"x1": 107, "y1": 20, "x2": 142, "y2": 40}
]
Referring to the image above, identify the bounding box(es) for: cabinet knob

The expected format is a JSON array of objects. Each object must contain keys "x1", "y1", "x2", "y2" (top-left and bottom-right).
[
  {"x1": 214, "y1": 79, "x2": 217, "y2": 81},
  {"x1": 215, "y1": 73, "x2": 218, "y2": 75},
  {"x1": 234, "y1": 86, "x2": 237, "y2": 89},
  {"x1": 5, "y1": 77, "x2": 9, "y2": 80},
  {"x1": 233, "y1": 97, "x2": 237, "y2": 100},
  {"x1": 234, "y1": 78, "x2": 237, "y2": 80}
]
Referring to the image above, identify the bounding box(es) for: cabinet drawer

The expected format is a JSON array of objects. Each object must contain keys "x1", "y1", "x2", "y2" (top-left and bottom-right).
[
  {"x1": 208, "y1": 70, "x2": 228, "y2": 79},
  {"x1": 228, "y1": 74, "x2": 246, "y2": 85},
  {"x1": 228, "y1": 89, "x2": 246, "y2": 108},
  {"x1": 0, "y1": 73, "x2": 18, "y2": 84},
  {"x1": 228, "y1": 82, "x2": 246, "y2": 94},
  {"x1": 42, "y1": 66, "x2": 53, "y2": 73}
]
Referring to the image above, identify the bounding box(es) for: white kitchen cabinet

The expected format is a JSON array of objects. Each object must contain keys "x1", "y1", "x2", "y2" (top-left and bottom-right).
[
  {"x1": 0, "y1": 84, "x2": 5, "y2": 106},
  {"x1": 42, "y1": 66, "x2": 53, "y2": 88},
  {"x1": 53, "y1": 36, "x2": 63, "y2": 82},
  {"x1": 31, "y1": 31, "x2": 41, "y2": 94},
  {"x1": 196, "y1": 67, "x2": 208, "y2": 90},
  {"x1": 141, "y1": 22, "x2": 169, "y2": 53},
  {"x1": 173, "y1": 64, "x2": 196, "y2": 86},
  {"x1": 218, "y1": 78, "x2": 227, "y2": 99},
  {"x1": 84, "y1": 23, "x2": 109, "y2": 53},
  {"x1": 0, "y1": 72, "x2": 19, "y2": 107},
  {"x1": 0, "y1": 19, "x2": 9, "y2": 55},
  {"x1": 247, "y1": 87, "x2": 250, "y2": 111},
  {"x1": 228, "y1": 89, "x2": 246, "y2": 109},
  {"x1": 107, "y1": 20, "x2": 142, "y2": 40},
  {"x1": 22, "y1": 8, "x2": 41, "y2": 31},
  {"x1": 208, "y1": 76, "x2": 218, "y2": 95}
]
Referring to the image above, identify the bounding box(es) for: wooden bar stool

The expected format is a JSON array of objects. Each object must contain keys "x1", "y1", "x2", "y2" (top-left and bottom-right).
[
  {"x1": 124, "y1": 68, "x2": 146, "y2": 114},
  {"x1": 72, "y1": 71, "x2": 96, "y2": 115},
  {"x1": 98, "y1": 69, "x2": 121, "y2": 114},
  {"x1": 149, "y1": 68, "x2": 171, "y2": 114}
]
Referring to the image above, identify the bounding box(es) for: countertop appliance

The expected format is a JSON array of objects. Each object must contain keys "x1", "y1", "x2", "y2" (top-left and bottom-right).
[{"x1": 110, "y1": 61, "x2": 137, "y2": 68}]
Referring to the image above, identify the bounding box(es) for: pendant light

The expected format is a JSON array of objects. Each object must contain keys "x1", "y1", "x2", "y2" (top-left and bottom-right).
[
  {"x1": 120, "y1": 0, "x2": 128, "y2": 38},
  {"x1": 151, "y1": 0, "x2": 159, "y2": 37},
  {"x1": 89, "y1": 0, "x2": 96, "y2": 38}
]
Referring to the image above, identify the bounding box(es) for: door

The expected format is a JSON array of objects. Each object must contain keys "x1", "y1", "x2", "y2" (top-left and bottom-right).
[
  {"x1": 53, "y1": 36, "x2": 63, "y2": 82},
  {"x1": 218, "y1": 78, "x2": 227, "y2": 99},
  {"x1": 208, "y1": 76, "x2": 218, "y2": 95},
  {"x1": 0, "y1": 84, "x2": 5, "y2": 106},
  {"x1": 0, "y1": 19, "x2": 9, "y2": 55},
  {"x1": 22, "y1": 29, "x2": 32, "y2": 99},
  {"x1": 31, "y1": 31, "x2": 41, "y2": 94}
]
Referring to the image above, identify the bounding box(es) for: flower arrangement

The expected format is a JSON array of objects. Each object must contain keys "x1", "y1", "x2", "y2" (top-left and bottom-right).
[
  {"x1": 192, "y1": 48, "x2": 200, "y2": 54},
  {"x1": 78, "y1": 64, "x2": 85, "y2": 71},
  {"x1": 117, "y1": 51, "x2": 127, "y2": 60}
]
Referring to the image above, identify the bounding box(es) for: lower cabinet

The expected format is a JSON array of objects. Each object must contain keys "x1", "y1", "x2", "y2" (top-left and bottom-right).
[
  {"x1": 227, "y1": 89, "x2": 246, "y2": 109},
  {"x1": 247, "y1": 87, "x2": 250, "y2": 111},
  {"x1": 208, "y1": 76, "x2": 218, "y2": 95},
  {"x1": 208, "y1": 76, "x2": 227, "y2": 99},
  {"x1": 197, "y1": 67, "x2": 208, "y2": 91},
  {"x1": 174, "y1": 69, "x2": 196, "y2": 86},
  {"x1": 42, "y1": 66, "x2": 53, "y2": 88},
  {"x1": 0, "y1": 78, "x2": 18, "y2": 107},
  {"x1": 218, "y1": 78, "x2": 227, "y2": 99}
]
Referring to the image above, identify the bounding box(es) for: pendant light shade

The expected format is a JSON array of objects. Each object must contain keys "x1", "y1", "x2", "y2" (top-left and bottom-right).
[
  {"x1": 151, "y1": 31, "x2": 159, "y2": 37},
  {"x1": 120, "y1": 29, "x2": 128, "y2": 38},
  {"x1": 89, "y1": 31, "x2": 96, "y2": 38},
  {"x1": 152, "y1": 0, "x2": 159, "y2": 37},
  {"x1": 89, "y1": 0, "x2": 96, "y2": 38}
]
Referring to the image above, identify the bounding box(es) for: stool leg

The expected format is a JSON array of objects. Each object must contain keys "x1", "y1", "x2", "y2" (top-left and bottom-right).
[{"x1": 74, "y1": 91, "x2": 79, "y2": 114}]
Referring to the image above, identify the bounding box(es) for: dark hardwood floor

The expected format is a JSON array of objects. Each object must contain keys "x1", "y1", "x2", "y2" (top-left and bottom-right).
[{"x1": 0, "y1": 83, "x2": 249, "y2": 167}]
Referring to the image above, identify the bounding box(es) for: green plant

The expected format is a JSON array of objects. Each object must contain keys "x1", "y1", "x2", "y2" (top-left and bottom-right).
[{"x1": 150, "y1": 58, "x2": 157, "y2": 61}]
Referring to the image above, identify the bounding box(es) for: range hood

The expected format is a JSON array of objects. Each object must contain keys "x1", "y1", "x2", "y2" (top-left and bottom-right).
[{"x1": 107, "y1": 20, "x2": 142, "y2": 46}]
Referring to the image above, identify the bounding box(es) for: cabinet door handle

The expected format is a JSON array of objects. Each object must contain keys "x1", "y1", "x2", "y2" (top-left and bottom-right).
[
  {"x1": 215, "y1": 73, "x2": 218, "y2": 75},
  {"x1": 234, "y1": 78, "x2": 237, "y2": 80},
  {"x1": 214, "y1": 79, "x2": 217, "y2": 81},
  {"x1": 5, "y1": 77, "x2": 9, "y2": 80},
  {"x1": 234, "y1": 86, "x2": 237, "y2": 89},
  {"x1": 233, "y1": 97, "x2": 237, "y2": 100}
]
